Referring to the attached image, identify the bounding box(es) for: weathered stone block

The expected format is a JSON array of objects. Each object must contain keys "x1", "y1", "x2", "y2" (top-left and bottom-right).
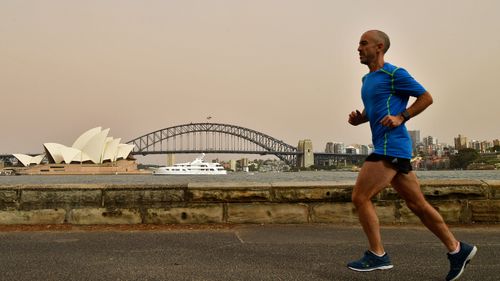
[
  {"x1": 0, "y1": 209, "x2": 66, "y2": 224},
  {"x1": 420, "y1": 179, "x2": 484, "y2": 186},
  {"x1": 273, "y1": 186, "x2": 352, "y2": 202},
  {"x1": 104, "y1": 184, "x2": 187, "y2": 190},
  {"x1": 68, "y1": 208, "x2": 142, "y2": 224},
  {"x1": 378, "y1": 187, "x2": 400, "y2": 201},
  {"x1": 396, "y1": 203, "x2": 421, "y2": 224},
  {"x1": 311, "y1": 202, "x2": 395, "y2": 223},
  {"x1": 189, "y1": 189, "x2": 271, "y2": 202},
  {"x1": 14, "y1": 184, "x2": 105, "y2": 190},
  {"x1": 188, "y1": 182, "x2": 272, "y2": 202},
  {"x1": 311, "y1": 203, "x2": 357, "y2": 223},
  {"x1": 227, "y1": 203, "x2": 308, "y2": 224},
  {"x1": 470, "y1": 200, "x2": 500, "y2": 223},
  {"x1": 0, "y1": 190, "x2": 18, "y2": 209},
  {"x1": 144, "y1": 204, "x2": 223, "y2": 224},
  {"x1": 396, "y1": 201, "x2": 465, "y2": 224},
  {"x1": 486, "y1": 180, "x2": 500, "y2": 199},
  {"x1": 21, "y1": 190, "x2": 102, "y2": 208},
  {"x1": 188, "y1": 182, "x2": 270, "y2": 189},
  {"x1": 103, "y1": 189, "x2": 184, "y2": 207},
  {"x1": 374, "y1": 202, "x2": 397, "y2": 223},
  {"x1": 419, "y1": 180, "x2": 487, "y2": 200},
  {"x1": 431, "y1": 201, "x2": 467, "y2": 223}
]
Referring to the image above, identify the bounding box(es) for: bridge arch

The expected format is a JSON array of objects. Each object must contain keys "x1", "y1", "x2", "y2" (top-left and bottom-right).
[{"x1": 126, "y1": 123, "x2": 299, "y2": 165}]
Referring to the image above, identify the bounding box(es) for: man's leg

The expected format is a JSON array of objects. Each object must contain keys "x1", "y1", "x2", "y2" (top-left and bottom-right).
[
  {"x1": 391, "y1": 172, "x2": 477, "y2": 280},
  {"x1": 390, "y1": 172, "x2": 457, "y2": 251},
  {"x1": 352, "y1": 160, "x2": 397, "y2": 255}
]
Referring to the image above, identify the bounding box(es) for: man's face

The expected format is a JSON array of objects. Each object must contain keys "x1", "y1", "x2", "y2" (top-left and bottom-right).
[{"x1": 357, "y1": 32, "x2": 382, "y2": 65}]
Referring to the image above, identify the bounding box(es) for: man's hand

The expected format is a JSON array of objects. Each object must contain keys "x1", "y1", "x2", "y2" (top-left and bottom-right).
[
  {"x1": 380, "y1": 114, "x2": 404, "y2": 128},
  {"x1": 348, "y1": 110, "x2": 367, "y2": 126}
]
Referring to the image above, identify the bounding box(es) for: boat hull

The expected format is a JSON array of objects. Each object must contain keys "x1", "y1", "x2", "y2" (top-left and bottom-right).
[
  {"x1": 152, "y1": 153, "x2": 227, "y2": 175},
  {"x1": 153, "y1": 169, "x2": 227, "y2": 175}
]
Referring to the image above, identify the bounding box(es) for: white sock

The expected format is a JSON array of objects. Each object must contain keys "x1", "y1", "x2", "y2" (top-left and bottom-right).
[
  {"x1": 449, "y1": 242, "x2": 461, "y2": 255},
  {"x1": 370, "y1": 250, "x2": 386, "y2": 257}
]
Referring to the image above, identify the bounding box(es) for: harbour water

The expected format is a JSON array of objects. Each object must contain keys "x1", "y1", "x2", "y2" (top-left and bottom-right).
[{"x1": 0, "y1": 170, "x2": 498, "y2": 185}]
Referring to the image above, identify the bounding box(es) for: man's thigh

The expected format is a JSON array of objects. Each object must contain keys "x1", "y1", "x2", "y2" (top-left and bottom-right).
[
  {"x1": 353, "y1": 160, "x2": 398, "y2": 200},
  {"x1": 391, "y1": 171, "x2": 426, "y2": 203}
]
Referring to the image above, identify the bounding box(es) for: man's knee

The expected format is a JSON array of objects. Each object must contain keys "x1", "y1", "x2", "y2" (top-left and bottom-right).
[{"x1": 351, "y1": 188, "x2": 370, "y2": 208}]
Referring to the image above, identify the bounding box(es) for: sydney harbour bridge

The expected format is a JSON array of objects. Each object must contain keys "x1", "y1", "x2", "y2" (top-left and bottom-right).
[
  {"x1": 1, "y1": 122, "x2": 365, "y2": 167},
  {"x1": 125, "y1": 123, "x2": 364, "y2": 167}
]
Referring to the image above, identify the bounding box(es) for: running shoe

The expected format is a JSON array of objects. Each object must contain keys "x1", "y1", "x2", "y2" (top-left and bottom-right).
[
  {"x1": 446, "y1": 241, "x2": 477, "y2": 281},
  {"x1": 347, "y1": 250, "x2": 394, "y2": 272}
]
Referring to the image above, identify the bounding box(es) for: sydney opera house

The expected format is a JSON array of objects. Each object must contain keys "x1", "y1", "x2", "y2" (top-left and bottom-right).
[{"x1": 13, "y1": 127, "x2": 140, "y2": 175}]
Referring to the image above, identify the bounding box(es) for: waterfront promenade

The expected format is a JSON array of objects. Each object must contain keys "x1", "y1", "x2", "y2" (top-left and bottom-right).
[{"x1": 0, "y1": 224, "x2": 498, "y2": 281}]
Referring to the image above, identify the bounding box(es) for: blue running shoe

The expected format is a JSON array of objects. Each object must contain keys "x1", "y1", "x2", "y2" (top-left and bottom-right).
[
  {"x1": 446, "y1": 242, "x2": 477, "y2": 281},
  {"x1": 347, "y1": 251, "x2": 393, "y2": 272}
]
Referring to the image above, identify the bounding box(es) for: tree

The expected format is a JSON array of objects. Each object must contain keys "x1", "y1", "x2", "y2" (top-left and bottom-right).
[
  {"x1": 489, "y1": 145, "x2": 500, "y2": 153},
  {"x1": 449, "y1": 148, "x2": 480, "y2": 169}
]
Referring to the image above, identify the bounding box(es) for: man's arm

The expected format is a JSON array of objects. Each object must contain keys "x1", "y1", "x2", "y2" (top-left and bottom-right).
[
  {"x1": 348, "y1": 109, "x2": 369, "y2": 126},
  {"x1": 380, "y1": 91, "x2": 433, "y2": 128}
]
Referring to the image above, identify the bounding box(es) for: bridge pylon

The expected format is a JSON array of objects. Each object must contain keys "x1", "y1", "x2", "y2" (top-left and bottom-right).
[{"x1": 297, "y1": 139, "x2": 314, "y2": 168}]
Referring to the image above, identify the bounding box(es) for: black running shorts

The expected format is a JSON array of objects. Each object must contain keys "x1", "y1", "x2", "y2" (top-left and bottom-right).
[{"x1": 364, "y1": 153, "x2": 412, "y2": 174}]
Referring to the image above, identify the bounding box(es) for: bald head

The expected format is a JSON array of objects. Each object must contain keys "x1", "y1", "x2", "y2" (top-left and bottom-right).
[
  {"x1": 358, "y1": 30, "x2": 391, "y2": 69},
  {"x1": 365, "y1": 30, "x2": 390, "y2": 54}
]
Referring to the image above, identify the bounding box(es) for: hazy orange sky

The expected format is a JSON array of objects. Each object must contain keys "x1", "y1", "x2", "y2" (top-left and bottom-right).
[{"x1": 2, "y1": 0, "x2": 499, "y2": 158}]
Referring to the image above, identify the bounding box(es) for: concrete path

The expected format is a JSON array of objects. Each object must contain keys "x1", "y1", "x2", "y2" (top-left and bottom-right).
[{"x1": 0, "y1": 224, "x2": 498, "y2": 281}]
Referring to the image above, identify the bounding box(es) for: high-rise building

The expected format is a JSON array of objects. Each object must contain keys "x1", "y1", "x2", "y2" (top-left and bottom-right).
[
  {"x1": 325, "y1": 142, "x2": 334, "y2": 153},
  {"x1": 324, "y1": 142, "x2": 349, "y2": 154},
  {"x1": 408, "y1": 130, "x2": 420, "y2": 155},
  {"x1": 469, "y1": 140, "x2": 481, "y2": 151},
  {"x1": 454, "y1": 134, "x2": 468, "y2": 150},
  {"x1": 345, "y1": 146, "x2": 358, "y2": 154},
  {"x1": 360, "y1": 145, "x2": 370, "y2": 155},
  {"x1": 228, "y1": 160, "x2": 237, "y2": 171},
  {"x1": 241, "y1": 158, "x2": 249, "y2": 172},
  {"x1": 480, "y1": 141, "x2": 492, "y2": 153},
  {"x1": 368, "y1": 144, "x2": 374, "y2": 154},
  {"x1": 422, "y1": 136, "x2": 435, "y2": 155},
  {"x1": 334, "y1": 142, "x2": 345, "y2": 154},
  {"x1": 423, "y1": 136, "x2": 434, "y2": 147}
]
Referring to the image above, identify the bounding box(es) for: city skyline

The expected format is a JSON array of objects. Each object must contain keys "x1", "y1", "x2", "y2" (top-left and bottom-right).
[
  {"x1": 325, "y1": 131, "x2": 498, "y2": 152},
  {"x1": 2, "y1": 1, "x2": 499, "y2": 155}
]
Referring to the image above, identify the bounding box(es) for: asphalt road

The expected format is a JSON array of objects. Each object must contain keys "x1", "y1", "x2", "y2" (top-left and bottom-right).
[{"x1": 0, "y1": 224, "x2": 498, "y2": 281}]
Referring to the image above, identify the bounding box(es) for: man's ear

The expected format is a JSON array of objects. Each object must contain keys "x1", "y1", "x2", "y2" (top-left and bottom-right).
[{"x1": 376, "y1": 42, "x2": 384, "y2": 53}]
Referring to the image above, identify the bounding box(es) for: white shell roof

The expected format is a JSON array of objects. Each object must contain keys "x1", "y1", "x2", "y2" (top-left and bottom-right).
[{"x1": 13, "y1": 127, "x2": 135, "y2": 166}]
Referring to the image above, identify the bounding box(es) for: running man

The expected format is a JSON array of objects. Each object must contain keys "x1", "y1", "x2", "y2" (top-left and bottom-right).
[{"x1": 347, "y1": 30, "x2": 477, "y2": 281}]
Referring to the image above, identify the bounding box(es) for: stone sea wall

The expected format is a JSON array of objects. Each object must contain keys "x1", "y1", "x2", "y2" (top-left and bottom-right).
[{"x1": 0, "y1": 180, "x2": 498, "y2": 225}]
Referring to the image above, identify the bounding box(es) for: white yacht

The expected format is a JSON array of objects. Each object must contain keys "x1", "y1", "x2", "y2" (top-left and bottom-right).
[{"x1": 152, "y1": 154, "x2": 227, "y2": 175}]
